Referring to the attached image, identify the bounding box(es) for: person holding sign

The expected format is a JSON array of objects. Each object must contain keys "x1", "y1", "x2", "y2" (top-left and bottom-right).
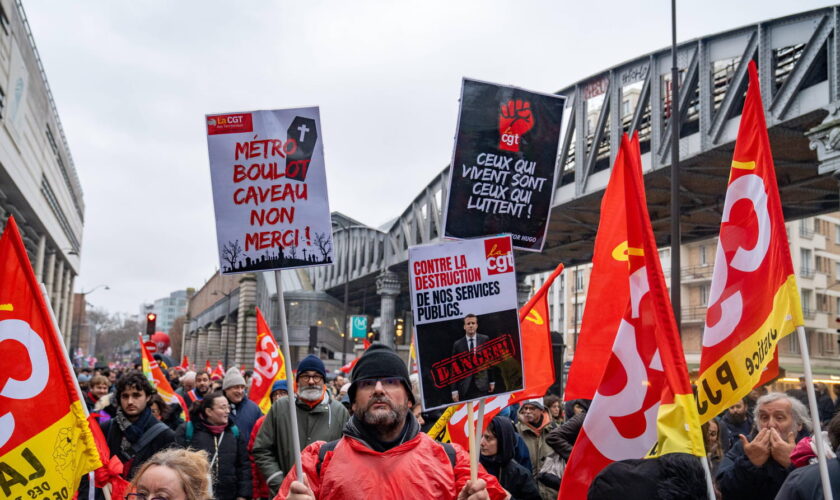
[
  {"x1": 451, "y1": 314, "x2": 496, "y2": 402},
  {"x1": 279, "y1": 345, "x2": 507, "y2": 499}
]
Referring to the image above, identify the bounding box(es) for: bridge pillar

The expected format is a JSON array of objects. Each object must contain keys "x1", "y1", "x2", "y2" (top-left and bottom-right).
[
  {"x1": 807, "y1": 104, "x2": 840, "y2": 176},
  {"x1": 376, "y1": 271, "x2": 400, "y2": 349}
]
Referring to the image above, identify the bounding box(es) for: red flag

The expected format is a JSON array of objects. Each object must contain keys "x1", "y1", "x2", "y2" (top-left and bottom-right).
[
  {"x1": 340, "y1": 340, "x2": 372, "y2": 374},
  {"x1": 205, "y1": 359, "x2": 212, "y2": 374},
  {"x1": 0, "y1": 217, "x2": 102, "y2": 497},
  {"x1": 445, "y1": 264, "x2": 564, "y2": 449},
  {"x1": 249, "y1": 307, "x2": 287, "y2": 414},
  {"x1": 559, "y1": 134, "x2": 704, "y2": 498},
  {"x1": 180, "y1": 355, "x2": 190, "y2": 370},
  {"x1": 564, "y1": 137, "x2": 632, "y2": 400},
  {"x1": 695, "y1": 61, "x2": 803, "y2": 422},
  {"x1": 140, "y1": 335, "x2": 190, "y2": 421},
  {"x1": 212, "y1": 361, "x2": 225, "y2": 379}
]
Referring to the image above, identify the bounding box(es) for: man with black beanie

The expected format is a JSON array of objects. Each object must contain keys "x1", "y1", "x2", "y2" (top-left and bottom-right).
[{"x1": 279, "y1": 344, "x2": 507, "y2": 500}]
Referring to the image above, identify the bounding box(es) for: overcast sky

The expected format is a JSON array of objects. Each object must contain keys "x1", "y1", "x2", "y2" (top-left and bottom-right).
[{"x1": 22, "y1": 1, "x2": 836, "y2": 315}]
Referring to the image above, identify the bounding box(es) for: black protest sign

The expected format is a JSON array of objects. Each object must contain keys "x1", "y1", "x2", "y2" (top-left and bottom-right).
[{"x1": 443, "y1": 79, "x2": 566, "y2": 251}]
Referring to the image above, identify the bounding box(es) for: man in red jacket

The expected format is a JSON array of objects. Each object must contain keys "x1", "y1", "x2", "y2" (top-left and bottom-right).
[{"x1": 279, "y1": 344, "x2": 507, "y2": 500}]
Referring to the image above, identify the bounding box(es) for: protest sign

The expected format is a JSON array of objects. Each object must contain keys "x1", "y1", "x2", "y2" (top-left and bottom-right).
[
  {"x1": 409, "y1": 234, "x2": 524, "y2": 411},
  {"x1": 443, "y1": 79, "x2": 566, "y2": 251},
  {"x1": 206, "y1": 108, "x2": 332, "y2": 274}
]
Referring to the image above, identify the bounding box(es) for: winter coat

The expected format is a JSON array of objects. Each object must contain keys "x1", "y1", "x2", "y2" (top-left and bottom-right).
[
  {"x1": 776, "y1": 455, "x2": 840, "y2": 499},
  {"x1": 716, "y1": 437, "x2": 801, "y2": 499},
  {"x1": 587, "y1": 453, "x2": 707, "y2": 500},
  {"x1": 276, "y1": 415, "x2": 508, "y2": 499},
  {"x1": 230, "y1": 396, "x2": 263, "y2": 440},
  {"x1": 252, "y1": 393, "x2": 349, "y2": 497},
  {"x1": 175, "y1": 417, "x2": 252, "y2": 500},
  {"x1": 516, "y1": 415, "x2": 557, "y2": 475},
  {"x1": 480, "y1": 416, "x2": 540, "y2": 500},
  {"x1": 100, "y1": 408, "x2": 176, "y2": 479},
  {"x1": 545, "y1": 411, "x2": 584, "y2": 461}
]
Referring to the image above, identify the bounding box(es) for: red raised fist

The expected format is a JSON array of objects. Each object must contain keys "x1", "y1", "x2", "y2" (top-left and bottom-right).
[{"x1": 498, "y1": 99, "x2": 534, "y2": 152}]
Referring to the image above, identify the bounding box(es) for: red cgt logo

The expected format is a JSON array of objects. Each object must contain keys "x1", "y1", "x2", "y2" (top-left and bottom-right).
[
  {"x1": 207, "y1": 113, "x2": 253, "y2": 135},
  {"x1": 484, "y1": 237, "x2": 513, "y2": 275}
]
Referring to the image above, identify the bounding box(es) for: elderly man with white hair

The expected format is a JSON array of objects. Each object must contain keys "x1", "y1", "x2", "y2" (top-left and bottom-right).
[{"x1": 716, "y1": 392, "x2": 812, "y2": 499}]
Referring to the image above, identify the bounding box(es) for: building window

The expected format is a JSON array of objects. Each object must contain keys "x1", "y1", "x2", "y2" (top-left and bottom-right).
[
  {"x1": 574, "y1": 302, "x2": 583, "y2": 324},
  {"x1": 575, "y1": 269, "x2": 584, "y2": 291},
  {"x1": 699, "y1": 245, "x2": 708, "y2": 266},
  {"x1": 801, "y1": 249, "x2": 814, "y2": 278},
  {"x1": 823, "y1": 332, "x2": 836, "y2": 355},
  {"x1": 788, "y1": 333, "x2": 800, "y2": 354},
  {"x1": 699, "y1": 284, "x2": 708, "y2": 306},
  {"x1": 817, "y1": 293, "x2": 829, "y2": 313},
  {"x1": 836, "y1": 224, "x2": 840, "y2": 244}
]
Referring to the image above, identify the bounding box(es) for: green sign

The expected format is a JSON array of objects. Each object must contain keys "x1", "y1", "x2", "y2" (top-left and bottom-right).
[{"x1": 350, "y1": 315, "x2": 368, "y2": 338}]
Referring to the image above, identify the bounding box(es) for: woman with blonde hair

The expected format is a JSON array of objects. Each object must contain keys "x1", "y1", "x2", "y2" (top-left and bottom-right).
[{"x1": 127, "y1": 448, "x2": 212, "y2": 500}]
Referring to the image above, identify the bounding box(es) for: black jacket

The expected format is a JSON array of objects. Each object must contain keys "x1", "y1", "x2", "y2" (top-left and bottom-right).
[
  {"x1": 546, "y1": 411, "x2": 584, "y2": 461},
  {"x1": 716, "y1": 437, "x2": 796, "y2": 499},
  {"x1": 776, "y1": 455, "x2": 840, "y2": 499},
  {"x1": 588, "y1": 453, "x2": 706, "y2": 500},
  {"x1": 175, "y1": 417, "x2": 252, "y2": 500},
  {"x1": 480, "y1": 416, "x2": 540, "y2": 500},
  {"x1": 101, "y1": 408, "x2": 176, "y2": 479}
]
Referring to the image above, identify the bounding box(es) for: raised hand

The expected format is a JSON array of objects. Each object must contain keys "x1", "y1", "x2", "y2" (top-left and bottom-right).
[
  {"x1": 741, "y1": 429, "x2": 771, "y2": 467},
  {"x1": 499, "y1": 100, "x2": 534, "y2": 152}
]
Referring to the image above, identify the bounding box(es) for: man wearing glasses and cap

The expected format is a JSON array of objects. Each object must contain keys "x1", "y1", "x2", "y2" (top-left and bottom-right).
[
  {"x1": 253, "y1": 355, "x2": 349, "y2": 498},
  {"x1": 278, "y1": 345, "x2": 506, "y2": 500}
]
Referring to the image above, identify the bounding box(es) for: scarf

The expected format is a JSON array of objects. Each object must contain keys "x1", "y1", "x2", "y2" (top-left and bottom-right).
[
  {"x1": 201, "y1": 415, "x2": 227, "y2": 436},
  {"x1": 114, "y1": 406, "x2": 154, "y2": 457},
  {"x1": 344, "y1": 413, "x2": 419, "y2": 453}
]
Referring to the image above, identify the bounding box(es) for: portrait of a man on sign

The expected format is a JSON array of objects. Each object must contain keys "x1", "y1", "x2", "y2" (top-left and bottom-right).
[{"x1": 409, "y1": 235, "x2": 524, "y2": 410}]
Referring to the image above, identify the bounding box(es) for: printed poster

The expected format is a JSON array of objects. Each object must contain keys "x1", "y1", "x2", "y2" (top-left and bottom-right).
[
  {"x1": 444, "y1": 78, "x2": 566, "y2": 251},
  {"x1": 409, "y1": 234, "x2": 524, "y2": 411},
  {"x1": 206, "y1": 107, "x2": 332, "y2": 274}
]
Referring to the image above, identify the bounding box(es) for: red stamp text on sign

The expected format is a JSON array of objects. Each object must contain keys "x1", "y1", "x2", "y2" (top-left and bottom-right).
[
  {"x1": 485, "y1": 236, "x2": 514, "y2": 275},
  {"x1": 207, "y1": 113, "x2": 254, "y2": 135},
  {"x1": 430, "y1": 334, "x2": 515, "y2": 388}
]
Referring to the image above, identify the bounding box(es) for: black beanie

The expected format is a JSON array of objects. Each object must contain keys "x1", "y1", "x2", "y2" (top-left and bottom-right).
[{"x1": 349, "y1": 344, "x2": 414, "y2": 404}]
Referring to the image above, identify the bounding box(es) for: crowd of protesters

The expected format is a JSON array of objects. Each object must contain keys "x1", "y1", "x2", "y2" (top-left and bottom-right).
[{"x1": 72, "y1": 355, "x2": 840, "y2": 500}]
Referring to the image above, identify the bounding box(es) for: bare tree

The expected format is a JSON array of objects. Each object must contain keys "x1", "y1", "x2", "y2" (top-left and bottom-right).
[
  {"x1": 221, "y1": 240, "x2": 244, "y2": 270},
  {"x1": 313, "y1": 232, "x2": 332, "y2": 261}
]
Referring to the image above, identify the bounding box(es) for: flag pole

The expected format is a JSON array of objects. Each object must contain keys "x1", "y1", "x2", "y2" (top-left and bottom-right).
[
  {"x1": 274, "y1": 270, "x2": 304, "y2": 481},
  {"x1": 700, "y1": 456, "x2": 716, "y2": 500},
  {"x1": 467, "y1": 403, "x2": 477, "y2": 481},
  {"x1": 476, "y1": 399, "x2": 486, "y2": 455},
  {"x1": 797, "y1": 325, "x2": 834, "y2": 500}
]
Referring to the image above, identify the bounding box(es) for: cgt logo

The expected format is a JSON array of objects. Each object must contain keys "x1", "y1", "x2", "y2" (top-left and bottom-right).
[
  {"x1": 485, "y1": 237, "x2": 514, "y2": 275},
  {"x1": 207, "y1": 113, "x2": 253, "y2": 135}
]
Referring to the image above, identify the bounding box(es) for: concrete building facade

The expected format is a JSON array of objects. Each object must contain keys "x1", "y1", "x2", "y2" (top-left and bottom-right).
[{"x1": 0, "y1": 1, "x2": 84, "y2": 347}]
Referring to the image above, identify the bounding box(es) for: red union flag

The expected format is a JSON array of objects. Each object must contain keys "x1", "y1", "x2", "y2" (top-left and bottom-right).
[
  {"x1": 0, "y1": 217, "x2": 101, "y2": 498},
  {"x1": 249, "y1": 307, "x2": 287, "y2": 413},
  {"x1": 140, "y1": 335, "x2": 190, "y2": 421},
  {"x1": 564, "y1": 134, "x2": 631, "y2": 401},
  {"x1": 695, "y1": 61, "x2": 803, "y2": 422},
  {"x1": 559, "y1": 134, "x2": 704, "y2": 498}
]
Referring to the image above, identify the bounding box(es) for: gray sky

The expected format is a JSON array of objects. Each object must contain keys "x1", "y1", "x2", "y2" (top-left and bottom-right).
[{"x1": 22, "y1": 1, "x2": 837, "y2": 314}]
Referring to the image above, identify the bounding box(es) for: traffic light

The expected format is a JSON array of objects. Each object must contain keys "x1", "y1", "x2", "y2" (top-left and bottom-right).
[
  {"x1": 146, "y1": 313, "x2": 157, "y2": 337},
  {"x1": 395, "y1": 318, "x2": 404, "y2": 338}
]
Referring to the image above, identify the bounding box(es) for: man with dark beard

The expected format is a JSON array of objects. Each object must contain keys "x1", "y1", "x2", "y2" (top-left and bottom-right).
[
  {"x1": 720, "y1": 397, "x2": 754, "y2": 451},
  {"x1": 278, "y1": 345, "x2": 507, "y2": 500},
  {"x1": 253, "y1": 355, "x2": 348, "y2": 498}
]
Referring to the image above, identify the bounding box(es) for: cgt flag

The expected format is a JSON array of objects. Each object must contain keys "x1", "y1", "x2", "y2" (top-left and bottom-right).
[
  {"x1": 249, "y1": 307, "x2": 287, "y2": 414},
  {"x1": 180, "y1": 355, "x2": 190, "y2": 370},
  {"x1": 140, "y1": 335, "x2": 190, "y2": 421},
  {"x1": 559, "y1": 134, "x2": 704, "y2": 498},
  {"x1": 0, "y1": 216, "x2": 101, "y2": 498},
  {"x1": 444, "y1": 263, "x2": 564, "y2": 449},
  {"x1": 212, "y1": 361, "x2": 225, "y2": 380},
  {"x1": 695, "y1": 61, "x2": 803, "y2": 422}
]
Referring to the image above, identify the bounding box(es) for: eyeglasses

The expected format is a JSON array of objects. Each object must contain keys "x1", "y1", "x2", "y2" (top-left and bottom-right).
[
  {"x1": 125, "y1": 493, "x2": 168, "y2": 500},
  {"x1": 356, "y1": 377, "x2": 403, "y2": 391},
  {"x1": 299, "y1": 374, "x2": 324, "y2": 383}
]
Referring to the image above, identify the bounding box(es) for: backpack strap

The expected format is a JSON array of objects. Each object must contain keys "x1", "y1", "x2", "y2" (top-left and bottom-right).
[
  {"x1": 132, "y1": 421, "x2": 169, "y2": 455},
  {"x1": 440, "y1": 442, "x2": 457, "y2": 469},
  {"x1": 316, "y1": 439, "x2": 341, "y2": 476}
]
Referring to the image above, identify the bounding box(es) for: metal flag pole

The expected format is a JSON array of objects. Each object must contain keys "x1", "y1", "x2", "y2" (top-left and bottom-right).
[
  {"x1": 669, "y1": 0, "x2": 682, "y2": 331},
  {"x1": 797, "y1": 325, "x2": 834, "y2": 500},
  {"x1": 274, "y1": 269, "x2": 305, "y2": 481}
]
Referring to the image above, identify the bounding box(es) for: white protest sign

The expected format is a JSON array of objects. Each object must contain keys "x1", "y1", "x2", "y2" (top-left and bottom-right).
[
  {"x1": 409, "y1": 234, "x2": 524, "y2": 411},
  {"x1": 206, "y1": 108, "x2": 332, "y2": 273}
]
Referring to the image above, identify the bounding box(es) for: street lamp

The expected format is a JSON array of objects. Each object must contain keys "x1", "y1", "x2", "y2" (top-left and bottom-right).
[{"x1": 212, "y1": 289, "x2": 234, "y2": 368}]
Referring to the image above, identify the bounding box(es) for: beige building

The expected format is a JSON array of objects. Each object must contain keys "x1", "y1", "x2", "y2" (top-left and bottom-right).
[{"x1": 525, "y1": 212, "x2": 840, "y2": 389}]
